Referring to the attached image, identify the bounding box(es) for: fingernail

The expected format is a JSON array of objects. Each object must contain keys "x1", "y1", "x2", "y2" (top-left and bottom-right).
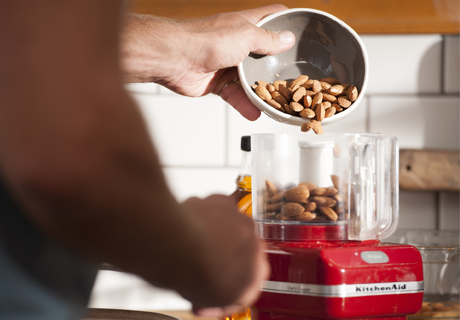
[{"x1": 278, "y1": 31, "x2": 294, "y2": 44}]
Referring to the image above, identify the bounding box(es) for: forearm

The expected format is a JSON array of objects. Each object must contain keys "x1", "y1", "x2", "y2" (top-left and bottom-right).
[
  {"x1": 0, "y1": 0, "x2": 210, "y2": 302},
  {"x1": 120, "y1": 14, "x2": 192, "y2": 84}
]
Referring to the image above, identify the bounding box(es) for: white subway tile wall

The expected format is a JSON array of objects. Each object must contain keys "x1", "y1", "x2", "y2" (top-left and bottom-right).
[
  {"x1": 360, "y1": 35, "x2": 443, "y2": 94},
  {"x1": 89, "y1": 34, "x2": 460, "y2": 310}
]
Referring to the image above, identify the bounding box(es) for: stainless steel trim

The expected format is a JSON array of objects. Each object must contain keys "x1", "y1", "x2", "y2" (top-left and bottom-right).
[{"x1": 262, "y1": 280, "x2": 424, "y2": 297}]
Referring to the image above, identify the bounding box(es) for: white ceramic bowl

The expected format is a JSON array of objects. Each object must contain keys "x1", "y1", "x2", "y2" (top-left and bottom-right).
[{"x1": 237, "y1": 8, "x2": 369, "y2": 126}]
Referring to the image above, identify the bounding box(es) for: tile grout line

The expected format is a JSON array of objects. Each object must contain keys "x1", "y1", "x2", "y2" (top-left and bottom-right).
[{"x1": 440, "y1": 35, "x2": 446, "y2": 95}]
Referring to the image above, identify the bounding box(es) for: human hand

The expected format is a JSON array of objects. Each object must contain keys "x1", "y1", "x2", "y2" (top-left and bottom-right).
[
  {"x1": 121, "y1": 4, "x2": 295, "y2": 121},
  {"x1": 178, "y1": 195, "x2": 270, "y2": 317}
]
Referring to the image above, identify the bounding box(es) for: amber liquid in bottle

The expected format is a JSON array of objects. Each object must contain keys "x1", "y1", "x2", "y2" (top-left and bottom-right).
[
  {"x1": 231, "y1": 175, "x2": 252, "y2": 218},
  {"x1": 224, "y1": 137, "x2": 252, "y2": 320}
]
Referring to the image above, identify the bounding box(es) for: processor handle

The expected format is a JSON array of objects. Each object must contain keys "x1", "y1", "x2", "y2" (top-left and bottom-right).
[{"x1": 375, "y1": 136, "x2": 399, "y2": 240}]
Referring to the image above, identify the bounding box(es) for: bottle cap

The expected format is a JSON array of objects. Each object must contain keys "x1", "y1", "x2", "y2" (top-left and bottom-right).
[{"x1": 241, "y1": 136, "x2": 251, "y2": 152}]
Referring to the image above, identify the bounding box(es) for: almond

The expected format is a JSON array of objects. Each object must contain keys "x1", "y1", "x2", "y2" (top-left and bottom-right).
[
  {"x1": 304, "y1": 90, "x2": 316, "y2": 97},
  {"x1": 265, "y1": 180, "x2": 279, "y2": 197},
  {"x1": 301, "y1": 121, "x2": 315, "y2": 133},
  {"x1": 314, "y1": 215, "x2": 329, "y2": 221},
  {"x1": 329, "y1": 85, "x2": 344, "y2": 96},
  {"x1": 284, "y1": 186, "x2": 310, "y2": 203},
  {"x1": 267, "y1": 84, "x2": 276, "y2": 93},
  {"x1": 299, "y1": 108, "x2": 315, "y2": 119},
  {"x1": 319, "y1": 207, "x2": 338, "y2": 221},
  {"x1": 311, "y1": 120, "x2": 323, "y2": 134},
  {"x1": 295, "y1": 211, "x2": 316, "y2": 221},
  {"x1": 292, "y1": 86, "x2": 306, "y2": 102},
  {"x1": 332, "y1": 103, "x2": 343, "y2": 112},
  {"x1": 303, "y1": 95, "x2": 312, "y2": 108},
  {"x1": 311, "y1": 187, "x2": 338, "y2": 196},
  {"x1": 279, "y1": 84, "x2": 292, "y2": 101},
  {"x1": 265, "y1": 202, "x2": 283, "y2": 212},
  {"x1": 290, "y1": 75, "x2": 309, "y2": 90},
  {"x1": 284, "y1": 103, "x2": 298, "y2": 116},
  {"x1": 322, "y1": 93, "x2": 337, "y2": 102},
  {"x1": 321, "y1": 101, "x2": 332, "y2": 109},
  {"x1": 271, "y1": 191, "x2": 285, "y2": 203},
  {"x1": 255, "y1": 85, "x2": 272, "y2": 100},
  {"x1": 273, "y1": 80, "x2": 287, "y2": 91},
  {"x1": 316, "y1": 102, "x2": 325, "y2": 122},
  {"x1": 271, "y1": 91, "x2": 289, "y2": 106},
  {"x1": 266, "y1": 99, "x2": 283, "y2": 111},
  {"x1": 276, "y1": 213, "x2": 292, "y2": 220},
  {"x1": 290, "y1": 101, "x2": 304, "y2": 112},
  {"x1": 348, "y1": 85, "x2": 358, "y2": 101},
  {"x1": 338, "y1": 96, "x2": 352, "y2": 108},
  {"x1": 312, "y1": 80, "x2": 322, "y2": 93},
  {"x1": 312, "y1": 92, "x2": 323, "y2": 107},
  {"x1": 302, "y1": 79, "x2": 314, "y2": 90},
  {"x1": 310, "y1": 196, "x2": 336, "y2": 207},
  {"x1": 304, "y1": 202, "x2": 317, "y2": 212},
  {"x1": 333, "y1": 193, "x2": 344, "y2": 202},
  {"x1": 330, "y1": 175, "x2": 346, "y2": 192},
  {"x1": 333, "y1": 202, "x2": 347, "y2": 214},
  {"x1": 263, "y1": 191, "x2": 271, "y2": 202},
  {"x1": 320, "y1": 81, "x2": 332, "y2": 91},
  {"x1": 325, "y1": 106, "x2": 336, "y2": 118},
  {"x1": 281, "y1": 202, "x2": 305, "y2": 217}
]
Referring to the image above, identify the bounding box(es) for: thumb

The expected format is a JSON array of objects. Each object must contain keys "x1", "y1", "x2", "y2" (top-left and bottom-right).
[
  {"x1": 250, "y1": 29, "x2": 295, "y2": 55},
  {"x1": 239, "y1": 4, "x2": 295, "y2": 55}
]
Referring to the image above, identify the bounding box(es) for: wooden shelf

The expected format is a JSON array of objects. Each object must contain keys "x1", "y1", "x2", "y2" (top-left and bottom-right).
[
  {"x1": 399, "y1": 149, "x2": 460, "y2": 191},
  {"x1": 126, "y1": 0, "x2": 459, "y2": 34}
]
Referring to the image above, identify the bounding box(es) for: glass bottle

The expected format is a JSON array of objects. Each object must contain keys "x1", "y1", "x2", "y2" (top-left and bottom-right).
[
  {"x1": 230, "y1": 135, "x2": 252, "y2": 218},
  {"x1": 225, "y1": 136, "x2": 252, "y2": 320}
]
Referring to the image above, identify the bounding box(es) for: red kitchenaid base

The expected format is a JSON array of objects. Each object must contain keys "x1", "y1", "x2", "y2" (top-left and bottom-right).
[
  {"x1": 251, "y1": 309, "x2": 409, "y2": 320},
  {"x1": 252, "y1": 292, "x2": 424, "y2": 320},
  {"x1": 253, "y1": 237, "x2": 424, "y2": 320}
]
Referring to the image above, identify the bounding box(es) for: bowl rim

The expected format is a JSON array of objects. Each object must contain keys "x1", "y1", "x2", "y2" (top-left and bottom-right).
[{"x1": 237, "y1": 8, "x2": 369, "y2": 127}]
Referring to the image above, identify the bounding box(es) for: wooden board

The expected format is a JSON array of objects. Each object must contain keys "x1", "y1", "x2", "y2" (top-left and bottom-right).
[
  {"x1": 125, "y1": 0, "x2": 460, "y2": 34},
  {"x1": 399, "y1": 149, "x2": 460, "y2": 191}
]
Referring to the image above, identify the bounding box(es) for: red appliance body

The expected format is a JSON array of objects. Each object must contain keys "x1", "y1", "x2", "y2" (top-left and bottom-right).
[{"x1": 252, "y1": 236, "x2": 424, "y2": 320}]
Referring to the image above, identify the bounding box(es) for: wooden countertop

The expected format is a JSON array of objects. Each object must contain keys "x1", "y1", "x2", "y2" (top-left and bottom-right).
[{"x1": 126, "y1": 0, "x2": 459, "y2": 34}]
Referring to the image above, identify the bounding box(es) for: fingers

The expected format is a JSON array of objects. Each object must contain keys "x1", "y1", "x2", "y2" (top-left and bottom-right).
[
  {"x1": 192, "y1": 239, "x2": 270, "y2": 318},
  {"x1": 212, "y1": 67, "x2": 261, "y2": 121},
  {"x1": 221, "y1": 80, "x2": 261, "y2": 121}
]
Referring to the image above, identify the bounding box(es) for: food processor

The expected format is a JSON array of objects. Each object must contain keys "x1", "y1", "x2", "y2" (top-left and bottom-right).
[{"x1": 248, "y1": 133, "x2": 424, "y2": 320}]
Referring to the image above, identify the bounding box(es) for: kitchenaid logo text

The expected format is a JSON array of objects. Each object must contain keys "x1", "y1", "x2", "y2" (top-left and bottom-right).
[
  {"x1": 287, "y1": 285, "x2": 309, "y2": 292},
  {"x1": 355, "y1": 283, "x2": 406, "y2": 292},
  {"x1": 262, "y1": 280, "x2": 423, "y2": 297}
]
